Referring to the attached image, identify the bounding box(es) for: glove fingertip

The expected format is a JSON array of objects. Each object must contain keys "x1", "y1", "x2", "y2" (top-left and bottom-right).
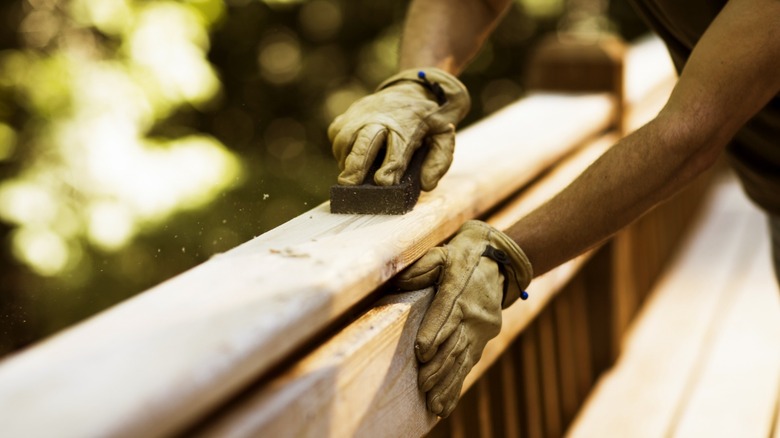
[
  {"x1": 439, "y1": 400, "x2": 457, "y2": 419},
  {"x1": 337, "y1": 168, "x2": 365, "y2": 186},
  {"x1": 414, "y1": 339, "x2": 437, "y2": 363},
  {"x1": 419, "y1": 130, "x2": 455, "y2": 191},
  {"x1": 395, "y1": 247, "x2": 447, "y2": 290},
  {"x1": 374, "y1": 166, "x2": 401, "y2": 186},
  {"x1": 420, "y1": 171, "x2": 441, "y2": 192},
  {"x1": 428, "y1": 394, "x2": 444, "y2": 417}
]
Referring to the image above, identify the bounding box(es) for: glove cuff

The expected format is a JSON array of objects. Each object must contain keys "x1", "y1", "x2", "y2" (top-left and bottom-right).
[
  {"x1": 461, "y1": 220, "x2": 533, "y2": 308},
  {"x1": 377, "y1": 68, "x2": 471, "y2": 123}
]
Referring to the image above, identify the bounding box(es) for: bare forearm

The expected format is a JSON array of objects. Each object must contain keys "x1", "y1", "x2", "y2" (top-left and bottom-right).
[
  {"x1": 506, "y1": 118, "x2": 719, "y2": 276},
  {"x1": 399, "y1": 0, "x2": 510, "y2": 74},
  {"x1": 508, "y1": 0, "x2": 780, "y2": 277}
]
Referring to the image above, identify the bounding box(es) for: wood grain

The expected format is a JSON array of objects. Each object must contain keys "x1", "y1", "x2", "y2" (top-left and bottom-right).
[
  {"x1": 0, "y1": 37, "x2": 673, "y2": 438},
  {"x1": 193, "y1": 133, "x2": 621, "y2": 438},
  {"x1": 0, "y1": 92, "x2": 613, "y2": 438}
]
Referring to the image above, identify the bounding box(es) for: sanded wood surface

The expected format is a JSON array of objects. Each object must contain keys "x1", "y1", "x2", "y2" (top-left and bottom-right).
[
  {"x1": 0, "y1": 93, "x2": 613, "y2": 438},
  {"x1": 567, "y1": 177, "x2": 775, "y2": 438},
  {"x1": 196, "y1": 64, "x2": 674, "y2": 434},
  {"x1": 199, "y1": 288, "x2": 438, "y2": 438},
  {"x1": 194, "y1": 132, "x2": 620, "y2": 438},
  {"x1": 199, "y1": 128, "x2": 672, "y2": 438},
  {"x1": 0, "y1": 37, "x2": 673, "y2": 438}
]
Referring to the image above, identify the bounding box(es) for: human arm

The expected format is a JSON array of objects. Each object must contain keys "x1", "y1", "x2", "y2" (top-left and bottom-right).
[
  {"x1": 328, "y1": 0, "x2": 510, "y2": 189},
  {"x1": 506, "y1": 0, "x2": 780, "y2": 275},
  {"x1": 398, "y1": 0, "x2": 780, "y2": 416},
  {"x1": 399, "y1": 0, "x2": 511, "y2": 73}
]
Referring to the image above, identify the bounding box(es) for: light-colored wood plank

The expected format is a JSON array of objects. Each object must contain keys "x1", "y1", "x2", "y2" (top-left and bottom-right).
[
  {"x1": 197, "y1": 37, "x2": 676, "y2": 433},
  {"x1": 197, "y1": 289, "x2": 437, "y2": 438},
  {"x1": 194, "y1": 133, "x2": 619, "y2": 438},
  {"x1": 566, "y1": 178, "x2": 766, "y2": 438},
  {"x1": 671, "y1": 238, "x2": 780, "y2": 438},
  {"x1": 0, "y1": 93, "x2": 614, "y2": 438},
  {"x1": 0, "y1": 37, "x2": 674, "y2": 438},
  {"x1": 190, "y1": 42, "x2": 677, "y2": 436}
]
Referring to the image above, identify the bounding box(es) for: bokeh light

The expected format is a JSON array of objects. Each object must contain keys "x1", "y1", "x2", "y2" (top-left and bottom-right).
[
  {"x1": 299, "y1": 0, "x2": 341, "y2": 41},
  {"x1": 258, "y1": 28, "x2": 302, "y2": 85},
  {"x1": 0, "y1": 0, "x2": 241, "y2": 279}
]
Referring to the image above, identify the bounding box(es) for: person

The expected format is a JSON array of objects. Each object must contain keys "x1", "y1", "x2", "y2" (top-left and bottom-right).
[{"x1": 328, "y1": 0, "x2": 780, "y2": 418}]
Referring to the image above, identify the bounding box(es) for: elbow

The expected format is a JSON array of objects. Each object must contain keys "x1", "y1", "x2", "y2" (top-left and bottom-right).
[{"x1": 651, "y1": 105, "x2": 732, "y2": 176}]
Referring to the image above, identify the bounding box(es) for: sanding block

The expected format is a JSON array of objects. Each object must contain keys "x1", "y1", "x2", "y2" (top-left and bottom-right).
[{"x1": 330, "y1": 145, "x2": 429, "y2": 215}]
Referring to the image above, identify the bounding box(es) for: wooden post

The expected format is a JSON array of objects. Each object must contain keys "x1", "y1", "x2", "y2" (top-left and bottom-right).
[{"x1": 527, "y1": 33, "x2": 626, "y2": 133}]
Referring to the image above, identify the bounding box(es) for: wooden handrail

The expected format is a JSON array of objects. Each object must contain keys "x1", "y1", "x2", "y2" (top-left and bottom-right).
[
  {"x1": 193, "y1": 35, "x2": 677, "y2": 433},
  {"x1": 193, "y1": 134, "x2": 616, "y2": 438},
  {"x1": 0, "y1": 36, "x2": 674, "y2": 438}
]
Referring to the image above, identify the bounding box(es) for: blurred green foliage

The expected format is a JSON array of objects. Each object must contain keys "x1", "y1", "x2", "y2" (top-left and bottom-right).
[{"x1": 0, "y1": 0, "x2": 645, "y2": 356}]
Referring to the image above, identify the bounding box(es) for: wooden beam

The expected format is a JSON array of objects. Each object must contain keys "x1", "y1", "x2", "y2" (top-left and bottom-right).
[
  {"x1": 198, "y1": 287, "x2": 438, "y2": 438},
  {"x1": 0, "y1": 93, "x2": 613, "y2": 438},
  {"x1": 0, "y1": 36, "x2": 673, "y2": 438},
  {"x1": 192, "y1": 133, "x2": 620, "y2": 438},
  {"x1": 190, "y1": 36, "x2": 676, "y2": 436}
]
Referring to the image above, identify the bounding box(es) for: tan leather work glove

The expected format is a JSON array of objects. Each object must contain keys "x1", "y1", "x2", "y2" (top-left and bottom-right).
[
  {"x1": 328, "y1": 68, "x2": 470, "y2": 191},
  {"x1": 396, "y1": 220, "x2": 532, "y2": 418}
]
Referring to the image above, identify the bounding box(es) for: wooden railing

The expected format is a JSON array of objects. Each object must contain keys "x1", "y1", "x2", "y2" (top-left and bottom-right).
[{"x1": 0, "y1": 36, "x2": 696, "y2": 438}]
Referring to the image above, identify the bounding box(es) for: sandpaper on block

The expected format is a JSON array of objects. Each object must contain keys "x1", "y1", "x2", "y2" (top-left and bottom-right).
[{"x1": 330, "y1": 145, "x2": 429, "y2": 215}]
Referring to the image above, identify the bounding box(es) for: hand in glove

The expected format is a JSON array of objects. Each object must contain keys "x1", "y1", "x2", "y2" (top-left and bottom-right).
[
  {"x1": 396, "y1": 220, "x2": 532, "y2": 417},
  {"x1": 328, "y1": 68, "x2": 470, "y2": 191}
]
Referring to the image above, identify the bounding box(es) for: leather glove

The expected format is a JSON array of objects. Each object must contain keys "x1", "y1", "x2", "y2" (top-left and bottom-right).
[
  {"x1": 328, "y1": 68, "x2": 470, "y2": 191},
  {"x1": 395, "y1": 220, "x2": 532, "y2": 417}
]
